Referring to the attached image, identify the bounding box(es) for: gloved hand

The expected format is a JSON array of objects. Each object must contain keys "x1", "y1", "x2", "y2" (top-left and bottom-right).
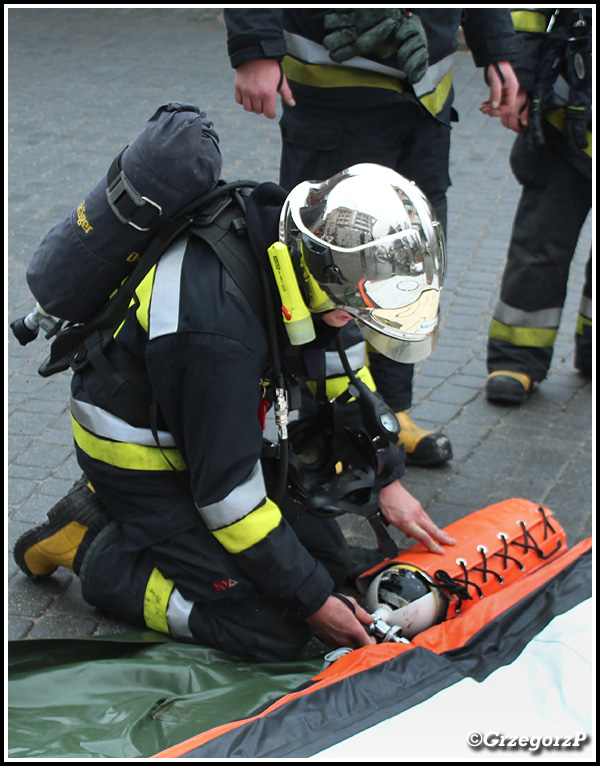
[{"x1": 323, "y1": 9, "x2": 428, "y2": 84}]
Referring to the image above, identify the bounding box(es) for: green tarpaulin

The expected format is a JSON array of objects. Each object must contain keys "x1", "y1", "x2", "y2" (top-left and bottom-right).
[{"x1": 7, "y1": 632, "x2": 324, "y2": 759}]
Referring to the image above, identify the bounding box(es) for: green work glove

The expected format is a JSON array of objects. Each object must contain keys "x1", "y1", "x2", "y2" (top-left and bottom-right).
[{"x1": 323, "y1": 9, "x2": 428, "y2": 84}]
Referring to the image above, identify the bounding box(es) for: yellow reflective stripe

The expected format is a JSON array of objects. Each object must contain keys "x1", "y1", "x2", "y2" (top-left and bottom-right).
[
  {"x1": 283, "y1": 56, "x2": 405, "y2": 92},
  {"x1": 418, "y1": 68, "x2": 453, "y2": 117},
  {"x1": 113, "y1": 265, "x2": 157, "y2": 339},
  {"x1": 212, "y1": 498, "x2": 282, "y2": 554},
  {"x1": 546, "y1": 109, "x2": 592, "y2": 157},
  {"x1": 144, "y1": 567, "x2": 174, "y2": 634},
  {"x1": 72, "y1": 416, "x2": 187, "y2": 472},
  {"x1": 283, "y1": 56, "x2": 451, "y2": 117},
  {"x1": 305, "y1": 364, "x2": 377, "y2": 401},
  {"x1": 489, "y1": 319, "x2": 558, "y2": 348},
  {"x1": 576, "y1": 314, "x2": 592, "y2": 335},
  {"x1": 135, "y1": 265, "x2": 156, "y2": 332},
  {"x1": 511, "y1": 10, "x2": 548, "y2": 33}
]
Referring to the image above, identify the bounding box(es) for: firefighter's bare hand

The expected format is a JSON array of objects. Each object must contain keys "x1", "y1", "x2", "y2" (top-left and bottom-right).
[
  {"x1": 481, "y1": 89, "x2": 530, "y2": 133},
  {"x1": 234, "y1": 59, "x2": 296, "y2": 119},
  {"x1": 306, "y1": 595, "x2": 376, "y2": 650},
  {"x1": 480, "y1": 61, "x2": 520, "y2": 118},
  {"x1": 379, "y1": 480, "x2": 455, "y2": 554}
]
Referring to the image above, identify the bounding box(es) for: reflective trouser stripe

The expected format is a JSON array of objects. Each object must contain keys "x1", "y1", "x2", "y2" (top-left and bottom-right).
[
  {"x1": 144, "y1": 568, "x2": 194, "y2": 639},
  {"x1": 72, "y1": 416, "x2": 187, "y2": 472},
  {"x1": 493, "y1": 301, "x2": 562, "y2": 329},
  {"x1": 489, "y1": 319, "x2": 558, "y2": 348},
  {"x1": 144, "y1": 567, "x2": 175, "y2": 634},
  {"x1": 576, "y1": 312, "x2": 592, "y2": 336},
  {"x1": 579, "y1": 295, "x2": 592, "y2": 322},
  {"x1": 212, "y1": 498, "x2": 282, "y2": 554},
  {"x1": 490, "y1": 301, "x2": 563, "y2": 348},
  {"x1": 166, "y1": 589, "x2": 195, "y2": 640}
]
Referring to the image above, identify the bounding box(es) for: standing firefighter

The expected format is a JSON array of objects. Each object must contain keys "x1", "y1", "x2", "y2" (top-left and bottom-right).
[
  {"x1": 484, "y1": 8, "x2": 593, "y2": 403},
  {"x1": 14, "y1": 152, "x2": 454, "y2": 661},
  {"x1": 224, "y1": 7, "x2": 521, "y2": 464}
]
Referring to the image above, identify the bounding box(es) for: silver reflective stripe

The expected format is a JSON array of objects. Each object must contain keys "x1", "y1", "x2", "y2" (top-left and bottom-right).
[
  {"x1": 325, "y1": 341, "x2": 366, "y2": 376},
  {"x1": 493, "y1": 301, "x2": 562, "y2": 328},
  {"x1": 149, "y1": 234, "x2": 187, "y2": 340},
  {"x1": 166, "y1": 588, "x2": 194, "y2": 640},
  {"x1": 198, "y1": 460, "x2": 267, "y2": 530},
  {"x1": 412, "y1": 54, "x2": 454, "y2": 98},
  {"x1": 284, "y1": 31, "x2": 406, "y2": 79},
  {"x1": 284, "y1": 31, "x2": 455, "y2": 98},
  {"x1": 70, "y1": 395, "x2": 176, "y2": 447},
  {"x1": 579, "y1": 295, "x2": 592, "y2": 321}
]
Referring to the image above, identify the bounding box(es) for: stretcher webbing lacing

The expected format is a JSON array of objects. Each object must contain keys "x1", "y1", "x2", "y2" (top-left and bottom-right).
[
  {"x1": 473, "y1": 546, "x2": 505, "y2": 585},
  {"x1": 434, "y1": 564, "x2": 480, "y2": 612},
  {"x1": 493, "y1": 533, "x2": 526, "y2": 571},
  {"x1": 359, "y1": 500, "x2": 568, "y2": 621},
  {"x1": 432, "y1": 506, "x2": 563, "y2": 613},
  {"x1": 510, "y1": 506, "x2": 563, "y2": 560},
  {"x1": 435, "y1": 549, "x2": 505, "y2": 612}
]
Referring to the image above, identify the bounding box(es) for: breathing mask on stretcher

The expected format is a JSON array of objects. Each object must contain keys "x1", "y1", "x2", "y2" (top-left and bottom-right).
[{"x1": 276, "y1": 163, "x2": 446, "y2": 363}]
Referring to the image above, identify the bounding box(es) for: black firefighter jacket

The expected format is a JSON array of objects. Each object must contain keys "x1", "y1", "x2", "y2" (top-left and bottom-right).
[{"x1": 69, "y1": 182, "x2": 403, "y2": 622}]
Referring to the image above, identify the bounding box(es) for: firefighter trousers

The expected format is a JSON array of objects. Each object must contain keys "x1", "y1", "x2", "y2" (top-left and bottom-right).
[
  {"x1": 278, "y1": 97, "x2": 452, "y2": 411},
  {"x1": 76, "y1": 471, "x2": 351, "y2": 663},
  {"x1": 487, "y1": 133, "x2": 592, "y2": 381}
]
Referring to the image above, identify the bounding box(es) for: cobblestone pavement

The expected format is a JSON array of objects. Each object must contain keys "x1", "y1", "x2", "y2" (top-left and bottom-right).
[{"x1": 7, "y1": 8, "x2": 593, "y2": 641}]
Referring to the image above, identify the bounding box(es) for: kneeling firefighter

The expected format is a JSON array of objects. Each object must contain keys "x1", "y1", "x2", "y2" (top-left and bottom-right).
[{"x1": 14, "y1": 161, "x2": 454, "y2": 661}]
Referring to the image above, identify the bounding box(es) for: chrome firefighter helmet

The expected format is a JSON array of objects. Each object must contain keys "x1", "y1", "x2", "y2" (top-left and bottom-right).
[
  {"x1": 280, "y1": 163, "x2": 446, "y2": 363},
  {"x1": 365, "y1": 563, "x2": 448, "y2": 640}
]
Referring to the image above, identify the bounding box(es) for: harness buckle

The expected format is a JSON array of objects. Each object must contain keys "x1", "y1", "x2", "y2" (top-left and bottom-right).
[{"x1": 106, "y1": 169, "x2": 163, "y2": 231}]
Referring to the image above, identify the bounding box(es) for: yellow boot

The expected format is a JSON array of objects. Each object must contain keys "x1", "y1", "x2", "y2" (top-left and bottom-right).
[
  {"x1": 14, "y1": 476, "x2": 105, "y2": 579},
  {"x1": 395, "y1": 411, "x2": 453, "y2": 467}
]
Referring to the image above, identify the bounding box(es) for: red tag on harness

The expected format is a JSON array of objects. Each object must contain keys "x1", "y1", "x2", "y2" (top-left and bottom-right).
[{"x1": 258, "y1": 398, "x2": 269, "y2": 430}]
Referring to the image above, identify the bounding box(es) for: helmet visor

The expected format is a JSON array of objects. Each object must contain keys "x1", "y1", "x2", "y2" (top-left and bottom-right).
[{"x1": 349, "y1": 285, "x2": 441, "y2": 363}]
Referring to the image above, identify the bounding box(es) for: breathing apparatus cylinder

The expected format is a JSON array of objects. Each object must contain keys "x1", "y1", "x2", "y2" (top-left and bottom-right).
[
  {"x1": 267, "y1": 241, "x2": 316, "y2": 345},
  {"x1": 25, "y1": 102, "x2": 222, "y2": 324}
]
